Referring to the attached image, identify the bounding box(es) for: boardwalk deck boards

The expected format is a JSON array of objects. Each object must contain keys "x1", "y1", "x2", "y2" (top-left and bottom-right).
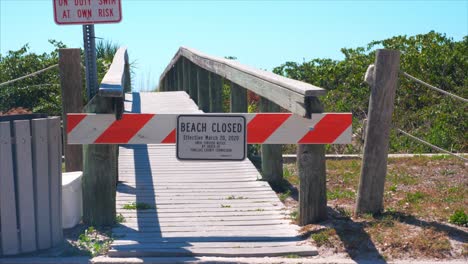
[{"x1": 110, "y1": 92, "x2": 317, "y2": 257}]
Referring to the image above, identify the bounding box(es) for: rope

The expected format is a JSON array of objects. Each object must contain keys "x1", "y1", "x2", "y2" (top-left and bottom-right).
[
  {"x1": 0, "y1": 64, "x2": 58, "y2": 88},
  {"x1": 395, "y1": 127, "x2": 467, "y2": 161},
  {"x1": 400, "y1": 71, "x2": 468, "y2": 103},
  {"x1": 15, "y1": 84, "x2": 59, "y2": 90}
]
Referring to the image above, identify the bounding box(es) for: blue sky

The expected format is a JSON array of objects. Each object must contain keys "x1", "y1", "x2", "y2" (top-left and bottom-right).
[{"x1": 1, "y1": 0, "x2": 467, "y2": 90}]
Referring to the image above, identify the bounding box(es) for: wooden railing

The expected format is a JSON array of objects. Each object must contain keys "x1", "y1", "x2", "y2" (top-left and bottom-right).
[{"x1": 159, "y1": 47, "x2": 328, "y2": 225}]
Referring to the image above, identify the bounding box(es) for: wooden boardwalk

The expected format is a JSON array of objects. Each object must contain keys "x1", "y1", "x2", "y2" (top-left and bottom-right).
[{"x1": 109, "y1": 92, "x2": 317, "y2": 257}]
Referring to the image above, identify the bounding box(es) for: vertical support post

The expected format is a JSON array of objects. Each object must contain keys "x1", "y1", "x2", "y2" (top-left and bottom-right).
[
  {"x1": 197, "y1": 67, "x2": 210, "y2": 112},
  {"x1": 209, "y1": 73, "x2": 223, "y2": 112},
  {"x1": 230, "y1": 82, "x2": 247, "y2": 113},
  {"x1": 259, "y1": 97, "x2": 283, "y2": 185},
  {"x1": 356, "y1": 49, "x2": 400, "y2": 214},
  {"x1": 82, "y1": 96, "x2": 117, "y2": 226},
  {"x1": 177, "y1": 60, "x2": 183, "y2": 91},
  {"x1": 171, "y1": 67, "x2": 177, "y2": 91},
  {"x1": 189, "y1": 61, "x2": 198, "y2": 104},
  {"x1": 182, "y1": 58, "x2": 190, "y2": 94},
  {"x1": 298, "y1": 97, "x2": 327, "y2": 225},
  {"x1": 59, "y1": 48, "x2": 83, "y2": 172},
  {"x1": 83, "y1": 25, "x2": 98, "y2": 100},
  {"x1": 124, "y1": 54, "x2": 131, "y2": 93},
  {"x1": 163, "y1": 77, "x2": 169, "y2": 92}
]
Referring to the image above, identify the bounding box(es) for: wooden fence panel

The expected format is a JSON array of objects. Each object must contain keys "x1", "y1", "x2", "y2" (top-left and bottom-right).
[
  {"x1": 13, "y1": 120, "x2": 37, "y2": 253},
  {"x1": 31, "y1": 119, "x2": 52, "y2": 249},
  {"x1": 0, "y1": 122, "x2": 20, "y2": 255},
  {"x1": 48, "y1": 117, "x2": 63, "y2": 246}
]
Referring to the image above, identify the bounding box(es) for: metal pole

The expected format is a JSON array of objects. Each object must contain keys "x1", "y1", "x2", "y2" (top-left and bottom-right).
[{"x1": 83, "y1": 25, "x2": 98, "y2": 100}]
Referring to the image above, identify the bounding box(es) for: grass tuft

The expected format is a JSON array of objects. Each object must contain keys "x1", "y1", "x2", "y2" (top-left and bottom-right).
[
  {"x1": 279, "y1": 190, "x2": 291, "y2": 202},
  {"x1": 77, "y1": 226, "x2": 113, "y2": 257},
  {"x1": 122, "y1": 202, "x2": 154, "y2": 210},
  {"x1": 311, "y1": 228, "x2": 336, "y2": 247},
  {"x1": 448, "y1": 210, "x2": 467, "y2": 226}
]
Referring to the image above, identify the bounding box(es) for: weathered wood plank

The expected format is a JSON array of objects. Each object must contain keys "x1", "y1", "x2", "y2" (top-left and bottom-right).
[
  {"x1": 112, "y1": 236, "x2": 301, "y2": 244},
  {"x1": 120, "y1": 219, "x2": 291, "y2": 226},
  {"x1": 98, "y1": 47, "x2": 128, "y2": 97},
  {"x1": 13, "y1": 120, "x2": 37, "y2": 253},
  {"x1": 112, "y1": 241, "x2": 305, "y2": 248},
  {"x1": 112, "y1": 224, "x2": 298, "y2": 233},
  {"x1": 116, "y1": 210, "x2": 288, "y2": 218},
  {"x1": 47, "y1": 117, "x2": 63, "y2": 246},
  {"x1": 83, "y1": 95, "x2": 117, "y2": 226},
  {"x1": 230, "y1": 82, "x2": 248, "y2": 113},
  {"x1": 59, "y1": 48, "x2": 83, "y2": 172},
  {"x1": 188, "y1": 61, "x2": 198, "y2": 103},
  {"x1": 182, "y1": 57, "x2": 190, "y2": 93},
  {"x1": 176, "y1": 60, "x2": 183, "y2": 91},
  {"x1": 0, "y1": 122, "x2": 20, "y2": 255},
  {"x1": 298, "y1": 97, "x2": 327, "y2": 225},
  {"x1": 356, "y1": 50, "x2": 400, "y2": 214},
  {"x1": 31, "y1": 119, "x2": 52, "y2": 250},
  {"x1": 209, "y1": 72, "x2": 223, "y2": 112},
  {"x1": 196, "y1": 67, "x2": 210, "y2": 112},
  {"x1": 108, "y1": 245, "x2": 317, "y2": 258},
  {"x1": 259, "y1": 97, "x2": 283, "y2": 185}
]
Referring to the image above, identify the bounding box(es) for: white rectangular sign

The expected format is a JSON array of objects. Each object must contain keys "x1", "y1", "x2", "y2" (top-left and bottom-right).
[
  {"x1": 176, "y1": 115, "x2": 246, "y2": 161},
  {"x1": 53, "y1": 0, "x2": 122, "y2": 25}
]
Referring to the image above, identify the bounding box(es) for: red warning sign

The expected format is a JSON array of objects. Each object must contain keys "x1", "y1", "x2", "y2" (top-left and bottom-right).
[{"x1": 53, "y1": 0, "x2": 122, "y2": 25}]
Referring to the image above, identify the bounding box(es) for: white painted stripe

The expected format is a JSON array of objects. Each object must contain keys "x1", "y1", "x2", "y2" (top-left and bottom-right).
[
  {"x1": 332, "y1": 125, "x2": 352, "y2": 144},
  {"x1": 263, "y1": 114, "x2": 324, "y2": 144},
  {"x1": 68, "y1": 114, "x2": 115, "y2": 144}
]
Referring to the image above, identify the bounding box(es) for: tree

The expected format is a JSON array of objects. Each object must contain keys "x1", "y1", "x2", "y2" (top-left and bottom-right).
[
  {"x1": 0, "y1": 40, "x2": 127, "y2": 116},
  {"x1": 273, "y1": 31, "x2": 467, "y2": 153}
]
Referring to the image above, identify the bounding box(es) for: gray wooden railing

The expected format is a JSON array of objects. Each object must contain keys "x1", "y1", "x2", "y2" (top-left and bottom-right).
[
  {"x1": 0, "y1": 115, "x2": 62, "y2": 256},
  {"x1": 159, "y1": 47, "x2": 328, "y2": 225}
]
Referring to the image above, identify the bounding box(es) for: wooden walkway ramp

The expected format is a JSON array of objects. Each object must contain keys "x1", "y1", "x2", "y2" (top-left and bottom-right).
[{"x1": 110, "y1": 92, "x2": 317, "y2": 257}]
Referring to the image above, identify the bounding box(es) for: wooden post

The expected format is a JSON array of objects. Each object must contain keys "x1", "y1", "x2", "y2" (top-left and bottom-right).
[
  {"x1": 356, "y1": 49, "x2": 400, "y2": 214},
  {"x1": 82, "y1": 96, "x2": 117, "y2": 226},
  {"x1": 59, "y1": 49, "x2": 83, "y2": 172},
  {"x1": 124, "y1": 58, "x2": 131, "y2": 93},
  {"x1": 259, "y1": 97, "x2": 283, "y2": 185},
  {"x1": 298, "y1": 97, "x2": 327, "y2": 225},
  {"x1": 189, "y1": 61, "x2": 198, "y2": 104},
  {"x1": 209, "y1": 73, "x2": 223, "y2": 112},
  {"x1": 197, "y1": 67, "x2": 210, "y2": 112},
  {"x1": 177, "y1": 60, "x2": 183, "y2": 91},
  {"x1": 230, "y1": 82, "x2": 247, "y2": 113},
  {"x1": 182, "y1": 58, "x2": 190, "y2": 93},
  {"x1": 171, "y1": 68, "x2": 177, "y2": 91},
  {"x1": 163, "y1": 77, "x2": 169, "y2": 92}
]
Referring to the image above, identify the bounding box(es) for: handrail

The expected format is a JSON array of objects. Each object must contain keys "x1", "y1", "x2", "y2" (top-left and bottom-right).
[
  {"x1": 159, "y1": 47, "x2": 326, "y2": 116},
  {"x1": 99, "y1": 47, "x2": 128, "y2": 98}
]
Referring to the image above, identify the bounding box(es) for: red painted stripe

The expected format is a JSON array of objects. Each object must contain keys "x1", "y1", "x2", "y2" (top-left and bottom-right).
[
  {"x1": 67, "y1": 114, "x2": 87, "y2": 134},
  {"x1": 298, "y1": 114, "x2": 352, "y2": 143},
  {"x1": 247, "y1": 113, "x2": 291, "y2": 143},
  {"x1": 161, "y1": 129, "x2": 176, "y2": 143},
  {"x1": 94, "y1": 114, "x2": 154, "y2": 143}
]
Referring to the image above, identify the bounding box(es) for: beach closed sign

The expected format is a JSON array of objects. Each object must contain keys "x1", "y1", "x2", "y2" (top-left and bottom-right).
[
  {"x1": 176, "y1": 115, "x2": 247, "y2": 161},
  {"x1": 53, "y1": 0, "x2": 122, "y2": 25}
]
